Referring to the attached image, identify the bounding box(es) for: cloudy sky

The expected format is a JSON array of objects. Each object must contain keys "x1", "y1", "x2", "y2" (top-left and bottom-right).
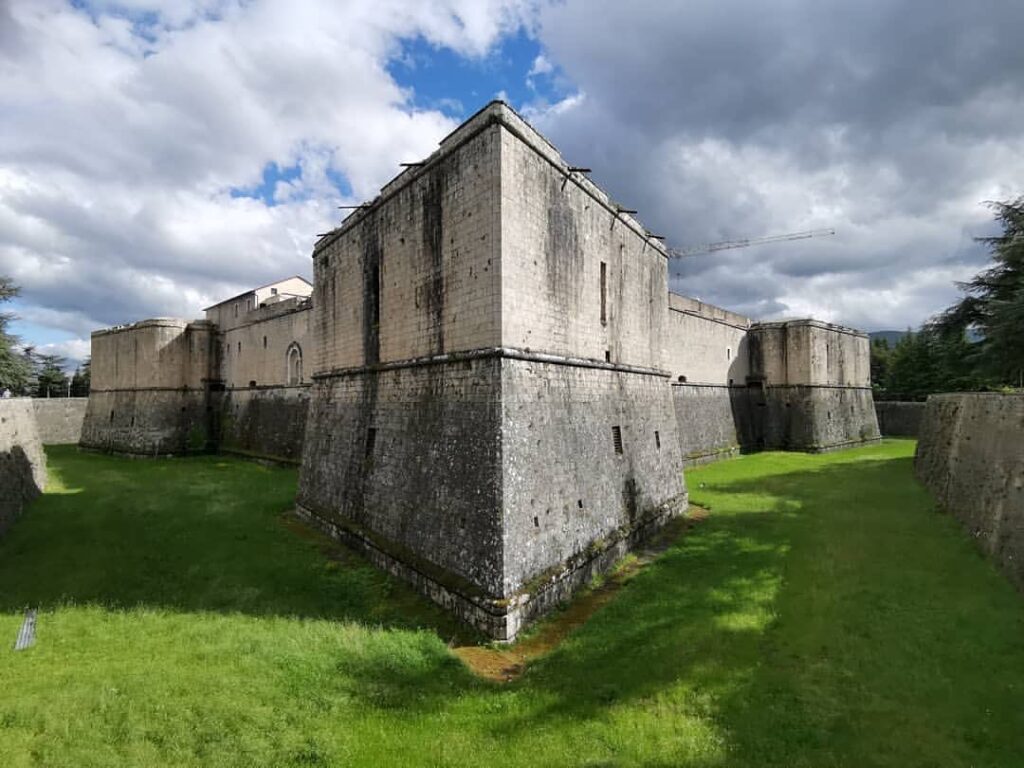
[{"x1": 3, "y1": 0, "x2": 1022, "y2": 367}]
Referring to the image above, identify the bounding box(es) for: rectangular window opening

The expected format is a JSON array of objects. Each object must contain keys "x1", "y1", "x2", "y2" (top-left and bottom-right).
[
  {"x1": 600, "y1": 261, "x2": 607, "y2": 326},
  {"x1": 605, "y1": 349, "x2": 611, "y2": 362},
  {"x1": 612, "y1": 425, "x2": 623, "y2": 454},
  {"x1": 365, "y1": 427, "x2": 377, "y2": 458},
  {"x1": 263, "y1": 336, "x2": 267, "y2": 348}
]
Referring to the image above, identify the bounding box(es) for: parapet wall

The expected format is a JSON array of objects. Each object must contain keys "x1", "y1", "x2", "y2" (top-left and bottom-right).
[
  {"x1": 32, "y1": 398, "x2": 88, "y2": 444},
  {"x1": 915, "y1": 393, "x2": 1024, "y2": 589},
  {"x1": 0, "y1": 399, "x2": 46, "y2": 536}
]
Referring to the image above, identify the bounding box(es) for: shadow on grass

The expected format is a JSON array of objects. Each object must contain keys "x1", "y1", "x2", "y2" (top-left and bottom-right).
[
  {"x1": 486, "y1": 451, "x2": 1024, "y2": 766},
  {"x1": 0, "y1": 446, "x2": 467, "y2": 640},
  {"x1": 6, "y1": 446, "x2": 1024, "y2": 765}
]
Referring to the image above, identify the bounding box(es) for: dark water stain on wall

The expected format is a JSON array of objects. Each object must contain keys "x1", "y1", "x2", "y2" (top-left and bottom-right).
[
  {"x1": 544, "y1": 177, "x2": 583, "y2": 314},
  {"x1": 421, "y1": 161, "x2": 449, "y2": 356}
]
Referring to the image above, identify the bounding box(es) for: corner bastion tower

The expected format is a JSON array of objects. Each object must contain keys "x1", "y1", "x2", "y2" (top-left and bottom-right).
[{"x1": 296, "y1": 102, "x2": 688, "y2": 640}]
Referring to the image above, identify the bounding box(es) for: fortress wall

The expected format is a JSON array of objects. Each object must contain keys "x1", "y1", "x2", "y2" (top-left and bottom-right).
[
  {"x1": 300, "y1": 102, "x2": 687, "y2": 640},
  {"x1": 31, "y1": 398, "x2": 88, "y2": 444},
  {"x1": 501, "y1": 360, "x2": 686, "y2": 597},
  {"x1": 312, "y1": 120, "x2": 502, "y2": 375},
  {"x1": 875, "y1": 401, "x2": 925, "y2": 437},
  {"x1": 300, "y1": 114, "x2": 508, "y2": 614},
  {"x1": 672, "y1": 384, "x2": 758, "y2": 464},
  {"x1": 749, "y1": 321, "x2": 879, "y2": 451},
  {"x1": 915, "y1": 393, "x2": 1024, "y2": 589},
  {"x1": 665, "y1": 294, "x2": 752, "y2": 385},
  {"x1": 218, "y1": 299, "x2": 310, "y2": 388},
  {"x1": 81, "y1": 320, "x2": 216, "y2": 455},
  {"x1": 216, "y1": 386, "x2": 309, "y2": 463},
  {"x1": 81, "y1": 389, "x2": 210, "y2": 455},
  {"x1": 499, "y1": 111, "x2": 667, "y2": 370},
  {"x1": 0, "y1": 399, "x2": 46, "y2": 535},
  {"x1": 664, "y1": 294, "x2": 756, "y2": 463},
  {"x1": 297, "y1": 358, "x2": 504, "y2": 598}
]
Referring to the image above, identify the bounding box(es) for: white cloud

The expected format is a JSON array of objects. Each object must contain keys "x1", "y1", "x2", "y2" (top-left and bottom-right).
[
  {"x1": 531, "y1": 0, "x2": 1024, "y2": 330},
  {"x1": 0, "y1": 0, "x2": 532, "y2": 343}
]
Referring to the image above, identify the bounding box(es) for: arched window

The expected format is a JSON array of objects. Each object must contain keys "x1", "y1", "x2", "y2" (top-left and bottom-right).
[{"x1": 286, "y1": 343, "x2": 303, "y2": 385}]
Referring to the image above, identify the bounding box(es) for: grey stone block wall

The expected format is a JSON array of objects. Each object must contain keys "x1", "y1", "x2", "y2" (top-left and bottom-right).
[
  {"x1": 297, "y1": 357, "x2": 505, "y2": 599},
  {"x1": 759, "y1": 386, "x2": 881, "y2": 452},
  {"x1": 31, "y1": 398, "x2": 88, "y2": 444},
  {"x1": 915, "y1": 393, "x2": 1024, "y2": 590},
  {"x1": 0, "y1": 399, "x2": 46, "y2": 535},
  {"x1": 80, "y1": 390, "x2": 212, "y2": 456},
  {"x1": 672, "y1": 384, "x2": 756, "y2": 464},
  {"x1": 297, "y1": 353, "x2": 687, "y2": 640},
  {"x1": 217, "y1": 386, "x2": 309, "y2": 463},
  {"x1": 501, "y1": 360, "x2": 686, "y2": 597},
  {"x1": 875, "y1": 401, "x2": 925, "y2": 437}
]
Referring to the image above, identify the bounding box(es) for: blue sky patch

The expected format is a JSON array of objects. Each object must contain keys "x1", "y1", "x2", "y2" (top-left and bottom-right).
[
  {"x1": 387, "y1": 28, "x2": 570, "y2": 118},
  {"x1": 229, "y1": 162, "x2": 353, "y2": 206}
]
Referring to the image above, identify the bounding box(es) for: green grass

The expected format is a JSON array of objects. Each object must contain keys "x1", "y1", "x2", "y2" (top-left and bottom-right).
[{"x1": 1, "y1": 441, "x2": 1022, "y2": 766}]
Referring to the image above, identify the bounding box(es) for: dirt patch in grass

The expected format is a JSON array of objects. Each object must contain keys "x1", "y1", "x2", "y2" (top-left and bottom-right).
[{"x1": 455, "y1": 506, "x2": 710, "y2": 682}]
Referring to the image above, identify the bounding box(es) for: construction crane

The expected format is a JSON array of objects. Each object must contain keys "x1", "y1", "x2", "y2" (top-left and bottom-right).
[{"x1": 666, "y1": 228, "x2": 835, "y2": 259}]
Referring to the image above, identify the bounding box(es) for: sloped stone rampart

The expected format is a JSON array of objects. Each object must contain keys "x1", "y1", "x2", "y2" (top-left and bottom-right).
[
  {"x1": 0, "y1": 399, "x2": 46, "y2": 535},
  {"x1": 915, "y1": 393, "x2": 1024, "y2": 589}
]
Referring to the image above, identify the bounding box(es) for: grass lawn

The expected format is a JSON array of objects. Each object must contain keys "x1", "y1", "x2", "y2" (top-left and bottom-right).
[{"x1": 1, "y1": 441, "x2": 1022, "y2": 766}]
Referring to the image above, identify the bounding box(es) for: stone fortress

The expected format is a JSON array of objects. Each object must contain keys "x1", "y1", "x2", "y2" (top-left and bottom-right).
[{"x1": 80, "y1": 102, "x2": 879, "y2": 640}]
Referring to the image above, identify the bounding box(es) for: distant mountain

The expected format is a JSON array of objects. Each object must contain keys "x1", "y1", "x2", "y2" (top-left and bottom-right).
[{"x1": 869, "y1": 330, "x2": 910, "y2": 346}]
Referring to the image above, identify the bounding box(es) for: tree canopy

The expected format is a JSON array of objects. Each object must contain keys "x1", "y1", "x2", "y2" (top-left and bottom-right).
[{"x1": 871, "y1": 196, "x2": 1024, "y2": 397}]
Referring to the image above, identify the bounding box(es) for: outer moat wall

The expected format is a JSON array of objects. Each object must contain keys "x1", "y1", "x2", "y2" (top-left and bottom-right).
[
  {"x1": 0, "y1": 399, "x2": 46, "y2": 536},
  {"x1": 916, "y1": 393, "x2": 1024, "y2": 590}
]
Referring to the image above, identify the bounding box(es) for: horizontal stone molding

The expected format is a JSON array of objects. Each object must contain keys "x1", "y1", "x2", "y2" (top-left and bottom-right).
[{"x1": 312, "y1": 346, "x2": 671, "y2": 382}]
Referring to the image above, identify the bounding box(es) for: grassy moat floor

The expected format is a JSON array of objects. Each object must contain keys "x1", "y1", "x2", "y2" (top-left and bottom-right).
[{"x1": 2, "y1": 441, "x2": 1023, "y2": 767}]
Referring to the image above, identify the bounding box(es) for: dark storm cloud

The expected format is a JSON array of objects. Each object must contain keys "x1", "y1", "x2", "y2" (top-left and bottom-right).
[{"x1": 533, "y1": 0, "x2": 1024, "y2": 329}]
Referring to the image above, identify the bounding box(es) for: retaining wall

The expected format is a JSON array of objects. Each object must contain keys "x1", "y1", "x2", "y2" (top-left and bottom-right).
[
  {"x1": 32, "y1": 398, "x2": 88, "y2": 444},
  {"x1": 0, "y1": 399, "x2": 46, "y2": 535},
  {"x1": 875, "y1": 400, "x2": 925, "y2": 437},
  {"x1": 915, "y1": 393, "x2": 1024, "y2": 589}
]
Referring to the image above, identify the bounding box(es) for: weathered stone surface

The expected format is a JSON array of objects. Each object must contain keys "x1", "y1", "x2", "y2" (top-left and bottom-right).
[
  {"x1": 80, "y1": 389, "x2": 212, "y2": 456},
  {"x1": 300, "y1": 101, "x2": 687, "y2": 640},
  {"x1": 217, "y1": 386, "x2": 309, "y2": 463},
  {"x1": 0, "y1": 399, "x2": 46, "y2": 535},
  {"x1": 915, "y1": 393, "x2": 1024, "y2": 589},
  {"x1": 875, "y1": 401, "x2": 925, "y2": 437},
  {"x1": 31, "y1": 398, "x2": 88, "y2": 444},
  {"x1": 672, "y1": 384, "x2": 755, "y2": 465}
]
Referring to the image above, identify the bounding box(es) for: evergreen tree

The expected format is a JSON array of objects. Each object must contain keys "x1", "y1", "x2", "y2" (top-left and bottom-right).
[
  {"x1": 70, "y1": 357, "x2": 91, "y2": 396},
  {"x1": 0, "y1": 276, "x2": 33, "y2": 394},
  {"x1": 869, "y1": 337, "x2": 892, "y2": 392},
  {"x1": 933, "y1": 196, "x2": 1024, "y2": 387},
  {"x1": 34, "y1": 353, "x2": 68, "y2": 398}
]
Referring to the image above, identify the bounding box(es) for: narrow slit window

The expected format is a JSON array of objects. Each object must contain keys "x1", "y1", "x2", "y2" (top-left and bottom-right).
[
  {"x1": 612, "y1": 425, "x2": 623, "y2": 454},
  {"x1": 600, "y1": 261, "x2": 607, "y2": 326},
  {"x1": 365, "y1": 427, "x2": 377, "y2": 458},
  {"x1": 655, "y1": 430, "x2": 661, "y2": 450},
  {"x1": 727, "y1": 347, "x2": 731, "y2": 360},
  {"x1": 263, "y1": 336, "x2": 267, "y2": 348}
]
